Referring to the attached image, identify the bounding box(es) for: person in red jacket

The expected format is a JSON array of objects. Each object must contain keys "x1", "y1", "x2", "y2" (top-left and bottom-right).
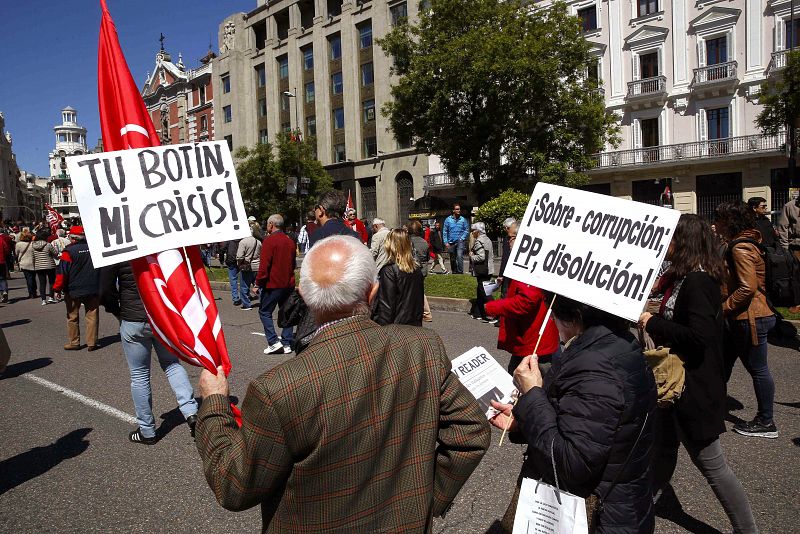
[
  {"x1": 484, "y1": 280, "x2": 560, "y2": 374},
  {"x1": 345, "y1": 208, "x2": 369, "y2": 244},
  {"x1": 256, "y1": 214, "x2": 297, "y2": 355}
]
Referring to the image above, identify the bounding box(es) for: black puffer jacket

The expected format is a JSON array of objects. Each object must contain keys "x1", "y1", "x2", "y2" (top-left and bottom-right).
[
  {"x1": 98, "y1": 262, "x2": 146, "y2": 322},
  {"x1": 371, "y1": 263, "x2": 424, "y2": 326},
  {"x1": 513, "y1": 326, "x2": 656, "y2": 534}
]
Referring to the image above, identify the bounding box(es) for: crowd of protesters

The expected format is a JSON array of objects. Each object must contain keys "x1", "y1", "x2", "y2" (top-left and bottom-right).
[{"x1": 3, "y1": 189, "x2": 794, "y2": 534}]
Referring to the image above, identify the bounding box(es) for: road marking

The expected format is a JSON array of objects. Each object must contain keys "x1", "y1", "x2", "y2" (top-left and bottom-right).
[
  {"x1": 251, "y1": 332, "x2": 265, "y2": 336},
  {"x1": 24, "y1": 373, "x2": 138, "y2": 426}
]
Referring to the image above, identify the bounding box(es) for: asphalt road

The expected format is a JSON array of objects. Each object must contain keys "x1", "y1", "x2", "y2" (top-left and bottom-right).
[{"x1": 0, "y1": 274, "x2": 798, "y2": 533}]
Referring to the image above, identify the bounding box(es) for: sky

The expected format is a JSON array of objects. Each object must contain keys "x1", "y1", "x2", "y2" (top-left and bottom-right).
[{"x1": 0, "y1": 0, "x2": 254, "y2": 177}]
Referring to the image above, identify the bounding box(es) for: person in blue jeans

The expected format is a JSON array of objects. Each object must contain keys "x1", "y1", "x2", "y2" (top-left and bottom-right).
[
  {"x1": 717, "y1": 200, "x2": 778, "y2": 439},
  {"x1": 99, "y1": 261, "x2": 198, "y2": 445},
  {"x1": 223, "y1": 239, "x2": 245, "y2": 306},
  {"x1": 257, "y1": 214, "x2": 297, "y2": 355},
  {"x1": 442, "y1": 204, "x2": 470, "y2": 274}
]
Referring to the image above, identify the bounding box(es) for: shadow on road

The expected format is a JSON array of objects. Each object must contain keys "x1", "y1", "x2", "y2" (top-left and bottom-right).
[
  {"x1": 655, "y1": 485, "x2": 724, "y2": 534},
  {"x1": 0, "y1": 318, "x2": 31, "y2": 329},
  {"x1": 0, "y1": 428, "x2": 92, "y2": 496},
  {"x1": 792, "y1": 437, "x2": 800, "y2": 447},
  {"x1": 155, "y1": 405, "x2": 197, "y2": 439},
  {"x1": 0, "y1": 357, "x2": 52, "y2": 380},
  {"x1": 775, "y1": 401, "x2": 800, "y2": 409},
  {"x1": 96, "y1": 333, "x2": 121, "y2": 349}
]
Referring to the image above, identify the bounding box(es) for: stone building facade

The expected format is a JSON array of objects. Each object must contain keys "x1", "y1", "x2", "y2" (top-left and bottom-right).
[
  {"x1": 213, "y1": 0, "x2": 444, "y2": 227},
  {"x1": 536, "y1": 0, "x2": 798, "y2": 218},
  {"x1": 0, "y1": 111, "x2": 22, "y2": 220},
  {"x1": 141, "y1": 47, "x2": 216, "y2": 145},
  {"x1": 47, "y1": 106, "x2": 89, "y2": 218}
]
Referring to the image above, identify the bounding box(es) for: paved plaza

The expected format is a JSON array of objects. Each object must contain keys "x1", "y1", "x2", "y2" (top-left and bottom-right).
[{"x1": 0, "y1": 275, "x2": 798, "y2": 533}]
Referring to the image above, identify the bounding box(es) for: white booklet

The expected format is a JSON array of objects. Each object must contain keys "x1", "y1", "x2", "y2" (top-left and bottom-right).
[{"x1": 451, "y1": 347, "x2": 516, "y2": 419}]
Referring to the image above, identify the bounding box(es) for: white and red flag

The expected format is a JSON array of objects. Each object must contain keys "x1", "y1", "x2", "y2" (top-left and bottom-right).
[
  {"x1": 44, "y1": 204, "x2": 64, "y2": 234},
  {"x1": 97, "y1": 0, "x2": 239, "y2": 423},
  {"x1": 346, "y1": 190, "x2": 354, "y2": 211}
]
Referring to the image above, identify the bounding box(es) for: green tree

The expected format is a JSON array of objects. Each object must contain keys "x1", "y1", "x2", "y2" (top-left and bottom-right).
[
  {"x1": 474, "y1": 189, "x2": 530, "y2": 237},
  {"x1": 757, "y1": 50, "x2": 800, "y2": 136},
  {"x1": 234, "y1": 133, "x2": 332, "y2": 226},
  {"x1": 379, "y1": 0, "x2": 619, "y2": 199}
]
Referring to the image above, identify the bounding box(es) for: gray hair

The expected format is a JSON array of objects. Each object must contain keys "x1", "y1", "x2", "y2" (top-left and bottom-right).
[
  {"x1": 471, "y1": 222, "x2": 486, "y2": 234},
  {"x1": 56, "y1": 229, "x2": 66, "y2": 237},
  {"x1": 502, "y1": 217, "x2": 517, "y2": 229},
  {"x1": 372, "y1": 217, "x2": 386, "y2": 227},
  {"x1": 317, "y1": 190, "x2": 347, "y2": 219},
  {"x1": 300, "y1": 235, "x2": 377, "y2": 317},
  {"x1": 267, "y1": 214, "x2": 284, "y2": 228}
]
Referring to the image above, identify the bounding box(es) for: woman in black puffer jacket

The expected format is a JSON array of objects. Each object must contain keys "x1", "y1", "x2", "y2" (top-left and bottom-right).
[
  {"x1": 371, "y1": 228, "x2": 424, "y2": 326},
  {"x1": 492, "y1": 297, "x2": 657, "y2": 533}
]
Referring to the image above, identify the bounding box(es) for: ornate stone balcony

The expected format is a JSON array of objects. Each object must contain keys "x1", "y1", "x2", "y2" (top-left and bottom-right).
[
  {"x1": 691, "y1": 61, "x2": 738, "y2": 95},
  {"x1": 768, "y1": 50, "x2": 789, "y2": 75},
  {"x1": 590, "y1": 132, "x2": 786, "y2": 170},
  {"x1": 626, "y1": 75, "x2": 667, "y2": 99}
]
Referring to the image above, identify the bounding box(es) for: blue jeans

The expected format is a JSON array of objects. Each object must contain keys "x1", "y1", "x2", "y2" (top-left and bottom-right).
[
  {"x1": 731, "y1": 316, "x2": 776, "y2": 424},
  {"x1": 448, "y1": 240, "x2": 466, "y2": 274},
  {"x1": 120, "y1": 320, "x2": 198, "y2": 439},
  {"x1": 259, "y1": 287, "x2": 294, "y2": 346},
  {"x1": 227, "y1": 265, "x2": 241, "y2": 303}
]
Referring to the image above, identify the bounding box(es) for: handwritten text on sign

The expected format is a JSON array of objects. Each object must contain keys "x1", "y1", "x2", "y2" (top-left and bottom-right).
[
  {"x1": 66, "y1": 141, "x2": 249, "y2": 268},
  {"x1": 503, "y1": 183, "x2": 680, "y2": 322}
]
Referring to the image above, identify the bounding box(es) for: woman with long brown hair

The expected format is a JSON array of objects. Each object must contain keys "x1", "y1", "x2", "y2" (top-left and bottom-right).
[
  {"x1": 639, "y1": 214, "x2": 757, "y2": 533},
  {"x1": 371, "y1": 228, "x2": 424, "y2": 326}
]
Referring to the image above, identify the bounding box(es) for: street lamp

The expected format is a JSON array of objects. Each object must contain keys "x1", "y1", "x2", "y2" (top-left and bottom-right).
[{"x1": 283, "y1": 89, "x2": 299, "y2": 134}]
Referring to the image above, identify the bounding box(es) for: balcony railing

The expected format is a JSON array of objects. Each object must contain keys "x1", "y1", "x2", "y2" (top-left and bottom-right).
[
  {"x1": 423, "y1": 172, "x2": 491, "y2": 190},
  {"x1": 768, "y1": 50, "x2": 789, "y2": 74},
  {"x1": 692, "y1": 60, "x2": 737, "y2": 86},
  {"x1": 626, "y1": 75, "x2": 667, "y2": 99},
  {"x1": 590, "y1": 132, "x2": 786, "y2": 170}
]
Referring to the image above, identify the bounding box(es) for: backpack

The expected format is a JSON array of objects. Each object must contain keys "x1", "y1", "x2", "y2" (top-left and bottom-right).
[{"x1": 726, "y1": 238, "x2": 800, "y2": 308}]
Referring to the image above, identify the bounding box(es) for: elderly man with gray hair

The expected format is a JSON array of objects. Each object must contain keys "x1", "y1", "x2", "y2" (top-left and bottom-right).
[
  {"x1": 196, "y1": 234, "x2": 490, "y2": 532},
  {"x1": 370, "y1": 217, "x2": 391, "y2": 271},
  {"x1": 256, "y1": 214, "x2": 297, "y2": 354},
  {"x1": 498, "y1": 217, "x2": 518, "y2": 298}
]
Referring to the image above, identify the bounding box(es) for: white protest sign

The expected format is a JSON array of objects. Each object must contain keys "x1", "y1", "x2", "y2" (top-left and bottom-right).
[
  {"x1": 504, "y1": 183, "x2": 680, "y2": 322},
  {"x1": 451, "y1": 347, "x2": 516, "y2": 419},
  {"x1": 66, "y1": 141, "x2": 249, "y2": 268}
]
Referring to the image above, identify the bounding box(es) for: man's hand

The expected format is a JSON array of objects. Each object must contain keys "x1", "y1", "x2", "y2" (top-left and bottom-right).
[
  {"x1": 513, "y1": 355, "x2": 542, "y2": 395},
  {"x1": 198, "y1": 366, "x2": 229, "y2": 398},
  {"x1": 489, "y1": 400, "x2": 518, "y2": 432},
  {"x1": 638, "y1": 312, "x2": 653, "y2": 329}
]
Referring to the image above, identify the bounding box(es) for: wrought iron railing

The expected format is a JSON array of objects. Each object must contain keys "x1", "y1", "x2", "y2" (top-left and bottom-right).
[
  {"x1": 626, "y1": 75, "x2": 667, "y2": 98},
  {"x1": 692, "y1": 60, "x2": 737, "y2": 86},
  {"x1": 768, "y1": 50, "x2": 789, "y2": 74},
  {"x1": 591, "y1": 132, "x2": 786, "y2": 169}
]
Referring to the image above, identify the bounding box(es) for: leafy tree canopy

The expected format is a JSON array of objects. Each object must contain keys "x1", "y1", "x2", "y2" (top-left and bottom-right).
[
  {"x1": 379, "y1": 0, "x2": 619, "y2": 198},
  {"x1": 474, "y1": 189, "x2": 530, "y2": 237},
  {"x1": 234, "y1": 133, "x2": 333, "y2": 227},
  {"x1": 757, "y1": 50, "x2": 800, "y2": 136}
]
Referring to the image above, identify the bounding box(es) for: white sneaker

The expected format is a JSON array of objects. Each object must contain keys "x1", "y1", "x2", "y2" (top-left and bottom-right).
[
  {"x1": 47, "y1": 297, "x2": 57, "y2": 304},
  {"x1": 282, "y1": 345, "x2": 293, "y2": 354},
  {"x1": 41, "y1": 300, "x2": 47, "y2": 306},
  {"x1": 264, "y1": 342, "x2": 285, "y2": 355}
]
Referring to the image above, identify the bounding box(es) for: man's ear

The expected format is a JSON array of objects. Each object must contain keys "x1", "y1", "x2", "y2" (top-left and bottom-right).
[{"x1": 367, "y1": 281, "x2": 379, "y2": 306}]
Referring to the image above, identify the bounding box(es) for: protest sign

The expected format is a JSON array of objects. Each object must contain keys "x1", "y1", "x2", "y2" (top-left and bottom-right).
[
  {"x1": 66, "y1": 141, "x2": 249, "y2": 268},
  {"x1": 451, "y1": 347, "x2": 516, "y2": 419},
  {"x1": 503, "y1": 183, "x2": 680, "y2": 322}
]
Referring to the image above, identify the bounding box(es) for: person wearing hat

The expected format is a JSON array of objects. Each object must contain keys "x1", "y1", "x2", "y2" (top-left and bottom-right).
[{"x1": 53, "y1": 226, "x2": 101, "y2": 351}]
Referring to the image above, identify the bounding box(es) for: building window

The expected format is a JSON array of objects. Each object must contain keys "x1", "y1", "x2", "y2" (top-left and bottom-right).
[
  {"x1": 306, "y1": 115, "x2": 317, "y2": 137},
  {"x1": 259, "y1": 129, "x2": 268, "y2": 144},
  {"x1": 259, "y1": 98, "x2": 267, "y2": 117},
  {"x1": 363, "y1": 136, "x2": 378, "y2": 158},
  {"x1": 396, "y1": 174, "x2": 414, "y2": 223},
  {"x1": 200, "y1": 115, "x2": 208, "y2": 132},
  {"x1": 223, "y1": 105, "x2": 232, "y2": 123},
  {"x1": 58, "y1": 133, "x2": 67, "y2": 143},
  {"x1": 361, "y1": 62, "x2": 374, "y2": 86},
  {"x1": 587, "y1": 59, "x2": 600, "y2": 83},
  {"x1": 363, "y1": 99, "x2": 376, "y2": 123},
  {"x1": 282, "y1": 122, "x2": 292, "y2": 133},
  {"x1": 637, "y1": 0, "x2": 658, "y2": 17},
  {"x1": 787, "y1": 18, "x2": 800, "y2": 49},
  {"x1": 639, "y1": 52, "x2": 658, "y2": 78},
  {"x1": 224, "y1": 134, "x2": 233, "y2": 150},
  {"x1": 303, "y1": 46, "x2": 314, "y2": 70},
  {"x1": 333, "y1": 107, "x2": 345, "y2": 129},
  {"x1": 256, "y1": 64, "x2": 266, "y2": 87},
  {"x1": 305, "y1": 81, "x2": 315, "y2": 103},
  {"x1": 578, "y1": 5, "x2": 597, "y2": 32},
  {"x1": 281, "y1": 93, "x2": 290, "y2": 111},
  {"x1": 706, "y1": 36, "x2": 727, "y2": 65},
  {"x1": 359, "y1": 21, "x2": 373, "y2": 49},
  {"x1": 706, "y1": 107, "x2": 729, "y2": 140},
  {"x1": 332, "y1": 72, "x2": 344, "y2": 95},
  {"x1": 198, "y1": 84, "x2": 207, "y2": 105},
  {"x1": 397, "y1": 138, "x2": 413, "y2": 150},
  {"x1": 278, "y1": 56, "x2": 289, "y2": 79},
  {"x1": 390, "y1": 2, "x2": 408, "y2": 26},
  {"x1": 333, "y1": 143, "x2": 347, "y2": 162},
  {"x1": 329, "y1": 34, "x2": 342, "y2": 60},
  {"x1": 222, "y1": 74, "x2": 231, "y2": 93}
]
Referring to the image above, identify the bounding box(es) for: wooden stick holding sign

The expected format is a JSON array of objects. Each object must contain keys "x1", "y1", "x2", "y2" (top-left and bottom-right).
[{"x1": 499, "y1": 294, "x2": 557, "y2": 446}]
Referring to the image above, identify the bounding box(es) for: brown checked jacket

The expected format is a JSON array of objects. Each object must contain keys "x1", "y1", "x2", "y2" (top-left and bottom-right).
[{"x1": 196, "y1": 316, "x2": 491, "y2": 533}]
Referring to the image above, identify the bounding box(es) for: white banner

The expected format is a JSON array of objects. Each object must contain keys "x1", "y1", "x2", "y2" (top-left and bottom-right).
[
  {"x1": 66, "y1": 141, "x2": 249, "y2": 268},
  {"x1": 451, "y1": 347, "x2": 516, "y2": 419},
  {"x1": 503, "y1": 183, "x2": 680, "y2": 322}
]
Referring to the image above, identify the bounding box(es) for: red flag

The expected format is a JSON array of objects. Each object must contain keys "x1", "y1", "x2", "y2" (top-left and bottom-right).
[
  {"x1": 97, "y1": 0, "x2": 239, "y2": 422},
  {"x1": 346, "y1": 190, "x2": 354, "y2": 211},
  {"x1": 44, "y1": 203, "x2": 64, "y2": 234}
]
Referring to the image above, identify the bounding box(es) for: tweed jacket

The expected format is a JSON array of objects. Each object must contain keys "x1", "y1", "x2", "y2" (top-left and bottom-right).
[{"x1": 196, "y1": 316, "x2": 490, "y2": 533}]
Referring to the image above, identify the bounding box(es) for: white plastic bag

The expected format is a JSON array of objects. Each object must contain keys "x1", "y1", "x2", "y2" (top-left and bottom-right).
[{"x1": 512, "y1": 477, "x2": 588, "y2": 534}]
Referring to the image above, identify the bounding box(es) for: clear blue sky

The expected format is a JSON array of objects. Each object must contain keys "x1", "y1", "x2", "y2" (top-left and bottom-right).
[{"x1": 0, "y1": 0, "x2": 254, "y2": 177}]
